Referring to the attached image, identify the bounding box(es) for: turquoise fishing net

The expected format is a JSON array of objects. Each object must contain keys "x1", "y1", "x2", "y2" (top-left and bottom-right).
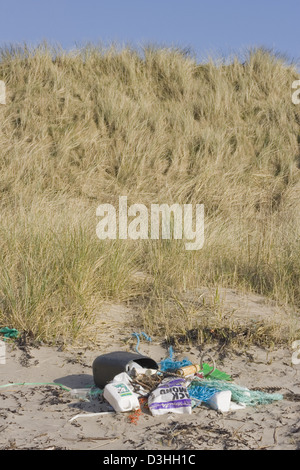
[{"x1": 188, "y1": 378, "x2": 283, "y2": 406}]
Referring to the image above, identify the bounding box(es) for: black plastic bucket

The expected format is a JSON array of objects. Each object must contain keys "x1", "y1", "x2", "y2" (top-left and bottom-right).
[{"x1": 92, "y1": 351, "x2": 159, "y2": 389}]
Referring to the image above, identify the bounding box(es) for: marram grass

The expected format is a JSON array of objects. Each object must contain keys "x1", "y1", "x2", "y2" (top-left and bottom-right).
[{"x1": 0, "y1": 44, "x2": 299, "y2": 344}]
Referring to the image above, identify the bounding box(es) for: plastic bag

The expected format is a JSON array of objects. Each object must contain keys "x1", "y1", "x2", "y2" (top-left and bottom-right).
[{"x1": 148, "y1": 377, "x2": 192, "y2": 416}]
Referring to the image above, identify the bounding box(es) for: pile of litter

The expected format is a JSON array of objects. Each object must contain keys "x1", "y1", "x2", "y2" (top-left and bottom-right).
[
  {"x1": 83, "y1": 346, "x2": 283, "y2": 422},
  {"x1": 0, "y1": 331, "x2": 284, "y2": 424}
]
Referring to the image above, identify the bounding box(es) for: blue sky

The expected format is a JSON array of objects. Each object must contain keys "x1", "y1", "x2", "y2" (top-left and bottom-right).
[{"x1": 0, "y1": 0, "x2": 299, "y2": 64}]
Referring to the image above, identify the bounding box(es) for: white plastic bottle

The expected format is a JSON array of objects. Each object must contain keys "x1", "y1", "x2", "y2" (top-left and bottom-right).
[{"x1": 104, "y1": 382, "x2": 140, "y2": 413}]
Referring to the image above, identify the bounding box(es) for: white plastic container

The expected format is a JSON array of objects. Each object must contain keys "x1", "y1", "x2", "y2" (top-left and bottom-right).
[
  {"x1": 206, "y1": 390, "x2": 232, "y2": 412},
  {"x1": 103, "y1": 381, "x2": 140, "y2": 413}
]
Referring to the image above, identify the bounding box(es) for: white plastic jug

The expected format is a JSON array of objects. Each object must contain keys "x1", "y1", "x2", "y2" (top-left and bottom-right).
[{"x1": 104, "y1": 381, "x2": 140, "y2": 413}]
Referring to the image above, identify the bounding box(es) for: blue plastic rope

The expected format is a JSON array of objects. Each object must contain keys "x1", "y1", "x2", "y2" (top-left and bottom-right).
[
  {"x1": 132, "y1": 332, "x2": 152, "y2": 353},
  {"x1": 159, "y1": 346, "x2": 192, "y2": 371}
]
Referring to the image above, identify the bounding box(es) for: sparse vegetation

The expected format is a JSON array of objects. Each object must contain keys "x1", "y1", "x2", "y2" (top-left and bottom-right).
[{"x1": 0, "y1": 44, "x2": 299, "y2": 344}]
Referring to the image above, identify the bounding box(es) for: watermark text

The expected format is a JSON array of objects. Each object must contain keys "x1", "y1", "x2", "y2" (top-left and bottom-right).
[
  {"x1": 0, "y1": 80, "x2": 6, "y2": 105},
  {"x1": 96, "y1": 197, "x2": 204, "y2": 251},
  {"x1": 292, "y1": 340, "x2": 300, "y2": 365},
  {"x1": 0, "y1": 340, "x2": 6, "y2": 365},
  {"x1": 292, "y1": 80, "x2": 300, "y2": 105}
]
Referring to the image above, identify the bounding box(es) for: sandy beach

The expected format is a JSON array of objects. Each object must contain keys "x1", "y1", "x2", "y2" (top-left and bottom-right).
[{"x1": 0, "y1": 293, "x2": 299, "y2": 451}]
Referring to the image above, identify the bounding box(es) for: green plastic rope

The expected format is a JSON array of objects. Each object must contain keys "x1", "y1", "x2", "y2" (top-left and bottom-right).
[{"x1": 0, "y1": 382, "x2": 71, "y2": 391}]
